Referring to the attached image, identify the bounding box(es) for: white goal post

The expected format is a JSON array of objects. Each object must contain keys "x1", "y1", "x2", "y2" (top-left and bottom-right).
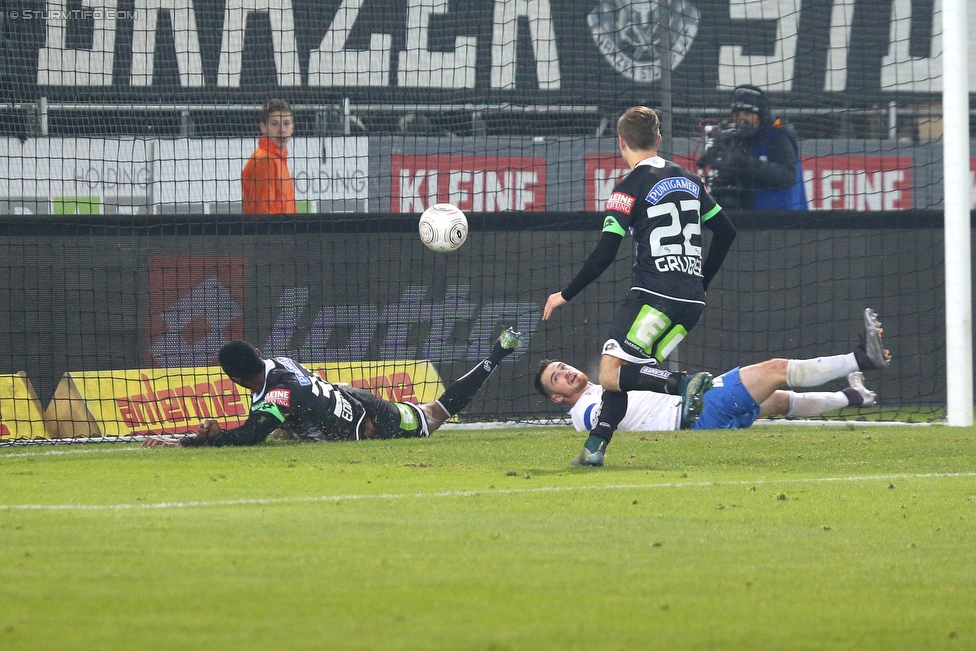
[{"x1": 943, "y1": 0, "x2": 973, "y2": 426}]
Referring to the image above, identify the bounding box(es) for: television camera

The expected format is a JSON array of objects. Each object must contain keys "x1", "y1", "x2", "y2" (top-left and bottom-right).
[{"x1": 695, "y1": 118, "x2": 756, "y2": 182}]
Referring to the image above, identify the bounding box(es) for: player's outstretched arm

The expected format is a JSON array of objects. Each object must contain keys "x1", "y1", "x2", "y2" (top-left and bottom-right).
[
  {"x1": 141, "y1": 419, "x2": 222, "y2": 448},
  {"x1": 180, "y1": 413, "x2": 279, "y2": 447}
]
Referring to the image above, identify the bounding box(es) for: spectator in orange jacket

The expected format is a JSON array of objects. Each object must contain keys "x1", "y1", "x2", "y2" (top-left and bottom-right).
[{"x1": 242, "y1": 99, "x2": 297, "y2": 215}]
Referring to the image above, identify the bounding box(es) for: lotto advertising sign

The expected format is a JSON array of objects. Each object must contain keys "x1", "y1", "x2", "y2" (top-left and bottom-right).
[
  {"x1": 147, "y1": 256, "x2": 247, "y2": 369},
  {"x1": 392, "y1": 155, "x2": 546, "y2": 213}
]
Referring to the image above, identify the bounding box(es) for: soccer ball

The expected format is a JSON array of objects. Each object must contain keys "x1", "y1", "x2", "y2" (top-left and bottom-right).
[{"x1": 419, "y1": 204, "x2": 468, "y2": 253}]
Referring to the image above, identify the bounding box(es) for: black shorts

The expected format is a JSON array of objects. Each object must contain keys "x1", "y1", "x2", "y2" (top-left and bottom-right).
[
  {"x1": 604, "y1": 290, "x2": 704, "y2": 363},
  {"x1": 345, "y1": 387, "x2": 430, "y2": 439}
]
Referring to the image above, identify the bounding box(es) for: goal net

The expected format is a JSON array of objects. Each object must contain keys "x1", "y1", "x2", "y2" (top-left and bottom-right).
[{"x1": 0, "y1": 0, "x2": 961, "y2": 443}]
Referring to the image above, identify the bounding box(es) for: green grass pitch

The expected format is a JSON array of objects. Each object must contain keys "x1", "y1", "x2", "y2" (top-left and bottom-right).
[{"x1": 2, "y1": 424, "x2": 976, "y2": 650}]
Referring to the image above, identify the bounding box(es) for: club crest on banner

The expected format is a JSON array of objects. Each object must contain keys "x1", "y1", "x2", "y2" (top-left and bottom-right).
[{"x1": 587, "y1": 0, "x2": 700, "y2": 83}]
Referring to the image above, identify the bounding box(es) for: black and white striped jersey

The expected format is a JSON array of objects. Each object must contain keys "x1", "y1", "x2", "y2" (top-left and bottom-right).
[{"x1": 183, "y1": 357, "x2": 368, "y2": 446}]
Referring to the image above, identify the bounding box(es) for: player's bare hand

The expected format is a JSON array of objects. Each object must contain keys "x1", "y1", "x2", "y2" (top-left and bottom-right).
[
  {"x1": 141, "y1": 435, "x2": 182, "y2": 448},
  {"x1": 198, "y1": 419, "x2": 222, "y2": 437},
  {"x1": 543, "y1": 292, "x2": 567, "y2": 321}
]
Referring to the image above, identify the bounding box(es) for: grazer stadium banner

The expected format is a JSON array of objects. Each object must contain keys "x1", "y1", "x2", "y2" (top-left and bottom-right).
[{"x1": 8, "y1": 0, "x2": 975, "y2": 107}]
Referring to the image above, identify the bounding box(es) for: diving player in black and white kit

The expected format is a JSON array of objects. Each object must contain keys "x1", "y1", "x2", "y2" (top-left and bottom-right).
[
  {"x1": 142, "y1": 329, "x2": 523, "y2": 448},
  {"x1": 542, "y1": 106, "x2": 737, "y2": 466}
]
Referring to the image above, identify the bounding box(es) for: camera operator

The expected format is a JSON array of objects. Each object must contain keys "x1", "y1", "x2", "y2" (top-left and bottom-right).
[{"x1": 698, "y1": 85, "x2": 808, "y2": 210}]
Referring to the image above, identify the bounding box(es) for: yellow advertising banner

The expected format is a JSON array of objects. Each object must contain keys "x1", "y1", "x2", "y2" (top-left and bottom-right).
[
  {"x1": 0, "y1": 372, "x2": 48, "y2": 440},
  {"x1": 45, "y1": 361, "x2": 445, "y2": 437}
]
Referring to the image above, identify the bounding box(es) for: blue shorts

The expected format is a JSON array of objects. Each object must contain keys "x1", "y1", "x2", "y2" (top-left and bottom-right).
[{"x1": 689, "y1": 367, "x2": 761, "y2": 430}]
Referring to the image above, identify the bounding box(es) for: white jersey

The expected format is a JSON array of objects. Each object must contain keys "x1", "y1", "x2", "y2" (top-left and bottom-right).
[{"x1": 568, "y1": 384, "x2": 683, "y2": 432}]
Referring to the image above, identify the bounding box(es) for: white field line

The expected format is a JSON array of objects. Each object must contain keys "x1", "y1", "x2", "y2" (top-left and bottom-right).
[
  {"x1": 0, "y1": 416, "x2": 937, "y2": 459},
  {"x1": 1, "y1": 446, "x2": 145, "y2": 459},
  {"x1": 1, "y1": 471, "x2": 975, "y2": 512},
  {"x1": 0, "y1": 417, "x2": 939, "y2": 453}
]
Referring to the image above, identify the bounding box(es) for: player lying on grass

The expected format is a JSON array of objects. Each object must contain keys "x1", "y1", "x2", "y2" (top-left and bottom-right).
[
  {"x1": 143, "y1": 329, "x2": 523, "y2": 448},
  {"x1": 535, "y1": 308, "x2": 890, "y2": 466}
]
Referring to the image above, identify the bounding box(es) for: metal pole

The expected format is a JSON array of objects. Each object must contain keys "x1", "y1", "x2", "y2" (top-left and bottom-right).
[
  {"x1": 39, "y1": 96, "x2": 48, "y2": 136},
  {"x1": 657, "y1": 0, "x2": 680, "y2": 372},
  {"x1": 181, "y1": 109, "x2": 192, "y2": 136},
  {"x1": 657, "y1": 0, "x2": 673, "y2": 160}
]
